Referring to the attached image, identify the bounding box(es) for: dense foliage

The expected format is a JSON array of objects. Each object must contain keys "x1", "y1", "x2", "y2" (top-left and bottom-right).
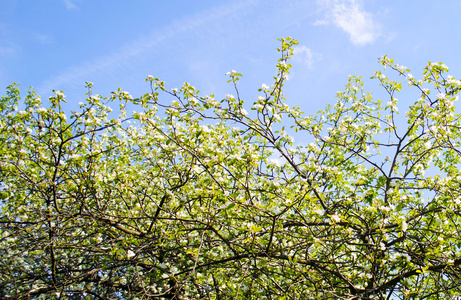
[{"x1": 1, "y1": 38, "x2": 461, "y2": 299}]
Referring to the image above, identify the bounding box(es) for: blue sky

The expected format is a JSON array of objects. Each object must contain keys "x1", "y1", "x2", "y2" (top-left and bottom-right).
[{"x1": 1, "y1": 0, "x2": 461, "y2": 114}]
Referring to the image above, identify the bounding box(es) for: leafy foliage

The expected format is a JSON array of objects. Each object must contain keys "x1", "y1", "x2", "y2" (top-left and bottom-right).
[{"x1": 1, "y1": 38, "x2": 461, "y2": 299}]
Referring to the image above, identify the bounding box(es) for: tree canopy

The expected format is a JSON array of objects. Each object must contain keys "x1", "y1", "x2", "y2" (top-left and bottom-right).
[{"x1": 1, "y1": 37, "x2": 461, "y2": 299}]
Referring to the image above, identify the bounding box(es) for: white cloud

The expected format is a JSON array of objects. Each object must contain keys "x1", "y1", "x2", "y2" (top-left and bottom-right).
[
  {"x1": 62, "y1": 0, "x2": 79, "y2": 10},
  {"x1": 312, "y1": 19, "x2": 329, "y2": 26},
  {"x1": 0, "y1": 44, "x2": 16, "y2": 55},
  {"x1": 293, "y1": 46, "x2": 315, "y2": 68},
  {"x1": 317, "y1": 0, "x2": 381, "y2": 46},
  {"x1": 33, "y1": 33, "x2": 54, "y2": 45},
  {"x1": 39, "y1": 0, "x2": 259, "y2": 95}
]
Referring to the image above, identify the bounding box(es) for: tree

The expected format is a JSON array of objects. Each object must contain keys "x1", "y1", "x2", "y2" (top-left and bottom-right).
[{"x1": 1, "y1": 37, "x2": 461, "y2": 299}]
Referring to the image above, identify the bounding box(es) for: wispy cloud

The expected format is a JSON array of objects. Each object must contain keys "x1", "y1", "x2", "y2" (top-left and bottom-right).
[
  {"x1": 316, "y1": 0, "x2": 381, "y2": 46},
  {"x1": 62, "y1": 0, "x2": 79, "y2": 11},
  {"x1": 293, "y1": 46, "x2": 315, "y2": 68},
  {"x1": 0, "y1": 23, "x2": 18, "y2": 55},
  {"x1": 39, "y1": 0, "x2": 260, "y2": 95},
  {"x1": 312, "y1": 19, "x2": 329, "y2": 26},
  {"x1": 0, "y1": 44, "x2": 16, "y2": 55},
  {"x1": 33, "y1": 33, "x2": 54, "y2": 45}
]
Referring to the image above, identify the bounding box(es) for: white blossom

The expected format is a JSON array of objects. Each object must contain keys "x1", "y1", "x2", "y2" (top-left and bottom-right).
[
  {"x1": 201, "y1": 125, "x2": 211, "y2": 133},
  {"x1": 396, "y1": 65, "x2": 406, "y2": 73},
  {"x1": 313, "y1": 209, "x2": 323, "y2": 215},
  {"x1": 269, "y1": 159, "x2": 281, "y2": 167},
  {"x1": 402, "y1": 221, "x2": 408, "y2": 232},
  {"x1": 331, "y1": 214, "x2": 341, "y2": 223}
]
